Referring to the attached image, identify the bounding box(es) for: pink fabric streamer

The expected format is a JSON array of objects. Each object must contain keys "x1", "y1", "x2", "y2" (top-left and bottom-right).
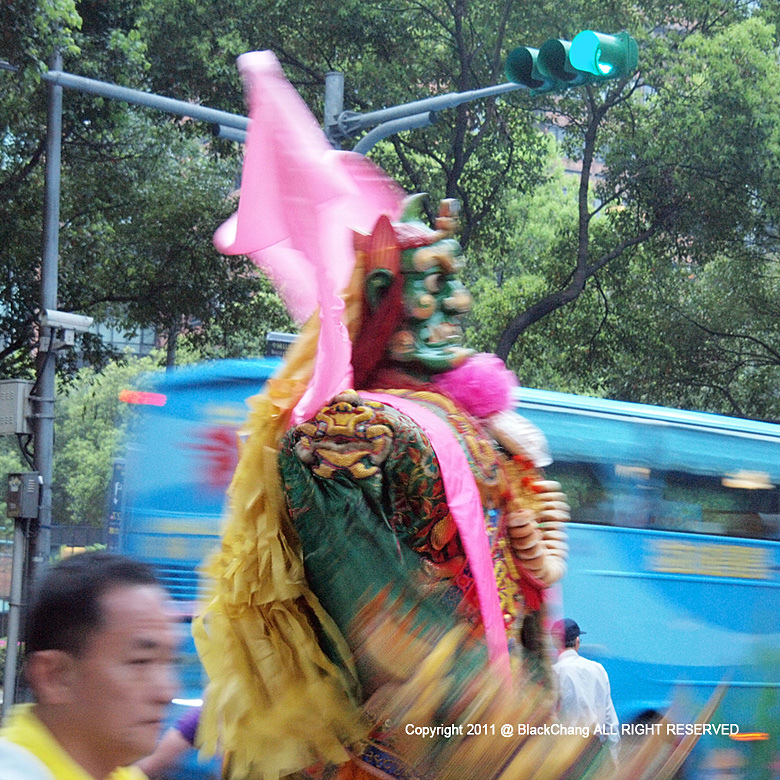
[
  {"x1": 361, "y1": 392, "x2": 512, "y2": 681},
  {"x1": 213, "y1": 51, "x2": 404, "y2": 424}
]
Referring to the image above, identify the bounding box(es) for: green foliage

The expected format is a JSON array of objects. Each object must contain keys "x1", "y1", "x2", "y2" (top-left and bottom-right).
[
  {"x1": 1, "y1": 0, "x2": 289, "y2": 381},
  {"x1": 464, "y1": 140, "x2": 612, "y2": 394},
  {"x1": 553, "y1": 14, "x2": 780, "y2": 417},
  {"x1": 0, "y1": 0, "x2": 81, "y2": 76},
  {"x1": 456, "y1": 4, "x2": 780, "y2": 418},
  {"x1": 51, "y1": 353, "x2": 163, "y2": 526},
  {"x1": 603, "y1": 17, "x2": 780, "y2": 262}
]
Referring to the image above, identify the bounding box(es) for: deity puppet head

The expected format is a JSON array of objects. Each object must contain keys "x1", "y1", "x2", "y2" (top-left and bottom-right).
[{"x1": 352, "y1": 196, "x2": 474, "y2": 386}]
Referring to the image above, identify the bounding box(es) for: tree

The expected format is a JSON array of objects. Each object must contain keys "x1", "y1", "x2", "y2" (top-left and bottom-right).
[
  {"x1": 8, "y1": 0, "x2": 780, "y2": 424},
  {"x1": 474, "y1": 3, "x2": 780, "y2": 419},
  {"x1": 1, "y1": 0, "x2": 289, "y2": 381},
  {"x1": 1, "y1": 0, "x2": 82, "y2": 379},
  {"x1": 462, "y1": 137, "x2": 605, "y2": 393},
  {"x1": 51, "y1": 353, "x2": 162, "y2": 526},
  {"x1": 56, "y1": 113, "x2": 290, "y2": 368},
  {"x1": 588, "y1": 13, "x2": 780, "y2": 418},
  {"x1": 575, "y1": 12, "x2": 780, "y2": 418}
]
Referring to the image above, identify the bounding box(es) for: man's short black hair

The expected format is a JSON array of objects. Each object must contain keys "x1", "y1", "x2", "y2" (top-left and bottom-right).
[{"x1": 25, "y1": 551, "x2": 161, "y2": 656}]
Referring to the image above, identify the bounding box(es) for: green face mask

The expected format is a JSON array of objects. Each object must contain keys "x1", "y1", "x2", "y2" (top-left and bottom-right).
[{"x1": 386, "y1": 237, "x2": 474, "y2": 375}]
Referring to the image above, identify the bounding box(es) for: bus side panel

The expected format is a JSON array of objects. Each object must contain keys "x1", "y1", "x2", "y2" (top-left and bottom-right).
[
  {"x1": 119, "y1": 363, "x2": 278, "y2": 683},
  {"x1": 117, "y1": 361, "x2": 280, "y2": 780},
  {"x1": 518, "y1": 395, "x2": 780, "y2": 776}
]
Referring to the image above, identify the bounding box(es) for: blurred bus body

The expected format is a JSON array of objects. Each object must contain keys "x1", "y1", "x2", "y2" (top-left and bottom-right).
[
  {"x1": 517, "y1": 388, "x2": 780, "y2": 777},
  {"x1": 117, "y1": 361, "x2": 780, "y2": 778},
  {"x1": 117, "y1": 358, "x2": 281, "y2": 779}
]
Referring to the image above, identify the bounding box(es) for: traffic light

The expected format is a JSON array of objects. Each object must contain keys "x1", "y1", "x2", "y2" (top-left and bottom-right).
[{"x1": 506, "y1": 31, "x2": 638, "y2": 93}]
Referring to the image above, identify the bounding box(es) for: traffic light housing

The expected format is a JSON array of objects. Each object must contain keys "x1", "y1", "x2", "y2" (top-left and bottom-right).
[{"x1": 506, "y1": 31, "x2": 638, "y2": 93}]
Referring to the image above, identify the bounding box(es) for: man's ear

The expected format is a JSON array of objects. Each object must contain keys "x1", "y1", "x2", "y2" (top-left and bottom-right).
[{"x1": 24, "y1": 650, "x2": 77, "y2": 705}]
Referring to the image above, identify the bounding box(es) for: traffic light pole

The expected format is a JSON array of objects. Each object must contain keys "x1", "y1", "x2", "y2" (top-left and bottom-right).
[
  {"x1": 40, "y1": 68, "x2": 525, "y2": 155},
  {"x1": 41, "y1": 69, "x2": 250, "y2": 134},
  {"x1": 327, "y1": 81, "x2": 523, "y2": 153},
  {"x1": 33, "y1": 49, "x2": 64, "y2": 584},
  {"x1": 334, "y1": 81, "x2": 522, "y2": 138}
]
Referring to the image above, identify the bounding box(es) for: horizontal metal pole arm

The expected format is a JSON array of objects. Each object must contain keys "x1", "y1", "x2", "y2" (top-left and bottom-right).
[
  {"x1": 352, "y1": 112, "x2": 437, "y2": 155},
  {"x1": 42, "y1": 70, "x2": 250, "y2": 131},
  {"x1": 338, "y1": 81, "x2": 524, "y2": 136},
  {"x1": 213, "y1": 124, "x2": 248, "y2": 144}
]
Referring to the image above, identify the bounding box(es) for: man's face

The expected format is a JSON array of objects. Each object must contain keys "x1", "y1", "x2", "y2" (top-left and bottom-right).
[
  {"x1": 387, "y1": 238, "x2": 474, "y2": 375},
  {"x1": 70, "y1": 584, "x2": 178, "y2": 769}
]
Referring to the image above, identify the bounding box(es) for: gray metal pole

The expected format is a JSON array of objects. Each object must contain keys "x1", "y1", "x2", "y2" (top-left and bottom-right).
[
  {"x1": 32, "y1": 50, "x2": 63, "y2": 585},
  {"x1": 323, "y1": 71, "x2": 345, "y2": 147},
  {"x1": 337, "y1": 81, "x2": 523, "y2": 137},
  {"x1": 42, "y1": 70, "x2": 249, "y2": 131},
  {"x1": 352, "y1": 112, "x2": 438, "y2": 155},
  {"x1": 2, "y1": 518, "x2": 28, "y2": 718},
  {"x1": 212, "y1": 125, "x2": 247, "y2": 144}
]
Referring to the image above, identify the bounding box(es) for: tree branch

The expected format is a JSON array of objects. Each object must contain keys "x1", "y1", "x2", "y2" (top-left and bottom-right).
[
  {"x1": 0, "y1": 137, "x2": 46, "y2": 198},
  {"x1": 674, "y1": 308, "x2": 780, "y2": 366},
  {"x1": 495, "y1": 216, "x2": 668, "y2": 362}
]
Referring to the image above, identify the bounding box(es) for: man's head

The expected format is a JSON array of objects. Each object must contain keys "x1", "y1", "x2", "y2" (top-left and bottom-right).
[
  {"x1": 552, "y1": 618, "x2": 585, "y2": 650},
  {"x1": 24, "y1": 552, "x2": 178, "y2": 780}
]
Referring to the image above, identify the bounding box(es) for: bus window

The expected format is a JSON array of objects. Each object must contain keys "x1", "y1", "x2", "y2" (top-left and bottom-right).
[
  {"x1": 544, "y1": 461, "x2": 610, "y2": 526},
  {"x1": 548, "y1": 461, "x2": 780, "y2": 540},
  {"x1": 547, "y1": 460, "x2": 663, "y2": 529},
  {"x1": 661, "y1": 470, "x2": 780, "y2": 540}
]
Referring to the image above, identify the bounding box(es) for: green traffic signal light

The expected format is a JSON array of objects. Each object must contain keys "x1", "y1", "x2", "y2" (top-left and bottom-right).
[
  {"x1": 504, "y1": 47, "x2": 555, "y2": 92},
  {"x1": 505, "y1": 30, "x2": 638, "y2": 94},
  {"x1": 569, "y1": 30, "x2": 638, "y2": 78},
  {"x1": 538, "y1": 38, "x2": 590, "y2": 87}
]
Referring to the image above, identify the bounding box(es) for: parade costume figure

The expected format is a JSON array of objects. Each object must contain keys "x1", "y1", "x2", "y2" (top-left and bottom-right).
[
  {"x1": 195, "y1": 50, "x2": 720, "y2": 780},
  {"x1": 281, "y1": 198, "x2": 571, "y2": 667}
]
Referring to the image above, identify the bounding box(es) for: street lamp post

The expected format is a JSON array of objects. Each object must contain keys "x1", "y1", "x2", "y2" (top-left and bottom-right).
[{"x1": 32, "y1": 49, "x2": 64, "y2": 585}]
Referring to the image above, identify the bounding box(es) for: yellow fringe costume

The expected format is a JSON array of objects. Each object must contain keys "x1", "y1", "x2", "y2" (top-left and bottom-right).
[{"x1": 193, "y1": 321, "x2": 367, "y2": 780}]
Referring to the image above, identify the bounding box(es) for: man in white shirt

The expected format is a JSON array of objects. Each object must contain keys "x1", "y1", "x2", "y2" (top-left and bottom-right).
[{"x1": 551, "y1": 618, "x2": 620, "y2": 762}]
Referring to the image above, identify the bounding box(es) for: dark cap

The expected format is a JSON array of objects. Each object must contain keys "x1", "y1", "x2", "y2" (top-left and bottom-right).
[{"x1": 552, "y1": 618, "x2": 586, "y2": 646}]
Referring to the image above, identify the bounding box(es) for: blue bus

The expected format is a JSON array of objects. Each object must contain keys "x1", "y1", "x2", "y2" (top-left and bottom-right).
[
  {"x1": 517, "y1": 388, "x2": 780, "y2": 778},
  {"x1": 117, "y1": 361, "x2": 780, "y2": 778}
]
